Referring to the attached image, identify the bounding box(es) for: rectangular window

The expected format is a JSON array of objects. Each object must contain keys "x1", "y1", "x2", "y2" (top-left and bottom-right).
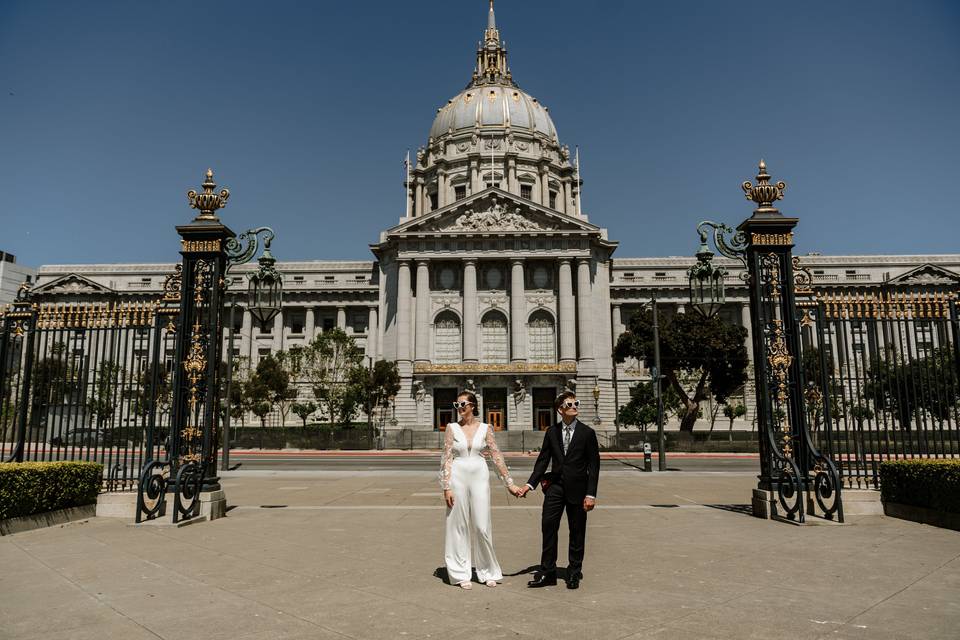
[
  {"x1": 549, "y1": 191, "x2": 558, "y2": 209},
  {"x1": 323, "y1": 318, "x2": 335, "y2": 332},
  {"x1": 520, "y1": 184, "x2": 532, "y2": 200},
  {"x1": 324, "y1": 275, "x2": 335, "y2": 282},
  {"x1": 454, "y1": 185, "x2": 466, "y2": 201},
  {"x1": 429, "y1": 192, "x2": 439, "y2": 210},
  {"x1": 290, "y1": 317, "x2": 304, "y2": 334}
]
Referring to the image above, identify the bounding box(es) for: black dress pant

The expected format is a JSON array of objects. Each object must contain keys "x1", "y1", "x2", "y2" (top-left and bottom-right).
[{"x1": 540, "y1": 482, "x2": 587, "y2": 576}]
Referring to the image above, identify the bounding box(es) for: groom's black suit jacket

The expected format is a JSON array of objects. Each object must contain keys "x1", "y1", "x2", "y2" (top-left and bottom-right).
[{"x1": 526, "y1": 419, "x2": 600, "y2": 503}]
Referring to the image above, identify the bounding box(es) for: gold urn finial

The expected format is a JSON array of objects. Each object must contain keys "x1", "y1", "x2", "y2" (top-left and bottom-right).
[
  {"x1": 187, "y1": 168, "x2": 230, "y2": 221},
  {"x1": 741, "y1": 159, "x2": 786, "y2": 216}
]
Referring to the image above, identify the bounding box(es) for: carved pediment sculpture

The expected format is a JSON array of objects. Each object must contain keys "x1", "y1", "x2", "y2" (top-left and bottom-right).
[
  {"x1": 42, "y1": 275, "x2": 111, "y2": 295},
  {"x1": 445, "y1": 201, "x2": 555, "y2": 232}
]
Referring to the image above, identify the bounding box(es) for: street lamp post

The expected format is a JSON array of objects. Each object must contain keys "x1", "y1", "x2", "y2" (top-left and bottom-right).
[
  {"x1": 651, "y1": 298, "x2": 666, "y2": 471},
  {"x1": 222, "y1": 227, "x2": 282, "y2": 470},
  {"x1": 592, "y1": 382, "x2": 601, "y2": 425},
  {"x1": 221, "y1": 298, "x2": 239, "y2": 472}
]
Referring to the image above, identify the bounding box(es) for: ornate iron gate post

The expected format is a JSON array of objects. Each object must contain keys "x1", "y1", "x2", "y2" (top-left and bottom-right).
[
  {"x1": 738, "y1": 161, "x2": 841, "y2": 522},
  {"x1": 2, "y1": 285, "x2": 38, "y2": 463},
  {"x1": 138, "y1": 169, "x2": 233, "y2": 523}
]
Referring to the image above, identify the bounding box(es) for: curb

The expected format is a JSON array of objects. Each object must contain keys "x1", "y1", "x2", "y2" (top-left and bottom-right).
[{"x1": 0, "y1": 504, "x2": 96, "y2": 536}]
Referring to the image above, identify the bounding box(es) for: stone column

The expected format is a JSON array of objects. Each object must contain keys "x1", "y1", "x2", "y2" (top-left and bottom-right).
[
  {"x1": 397, "y1": 260, "x2": 412, "y2": 362},
  {"x1": 463, "y1": 259, "x2": 478, "y2": 363},
  {"x1": 538, "y1": 165, "x2": 549, "y2": 205},
  {"x1": 241, "y1": 307, "x2": 252, "y2": 360},
  {"x1": 337, "y1": 306, "x2": 346, "y2": 330},
  {"x1": 471, "y1": 160, "x2": 480, "y2": 194},
  {"x1": 741, "y1": 302, "x2": 754, "y2": 365},
  {"x1": 558, "y1": 259, "x2": 576, "y2": 363},
  {"x1": 676, "y1": 303, "x2": 686, "y2": 315},
  {"x1": 611, "y1": 303, "x2": 623, "y2": 341},
  {"x1": 510, "y1": 259, "x2": 526, "y2": 362},
  {"x1": 563, "y1": 180, "x2": 573, "y2": 215},
  {"x1": 508, "y1": 156, "x2": 517, "y2": 195},
  {"x1": 415, "y1": 260, "x2": 431, "y2": 363},
  {"x1": 576, "y1": 258, "x2": 593, "y2": 361},
  {"x1": 272, "y1": 310, "x2": 283, "y2": 353},
  {"x1": 415, "y1": 180, "x2": 424, "y2": 217},
  {"x1": 367, "y1": 306, "x2": 378, "y2": 359},
  {"x1": 438, "y1": 170, "x2": 447, "y2": 208},
  {"x1": 305, "y1": 307, "x2": 315, "y2": 340}
]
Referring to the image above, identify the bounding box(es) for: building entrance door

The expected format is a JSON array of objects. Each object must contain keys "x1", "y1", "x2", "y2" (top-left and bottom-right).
[
  {"x1": 533, "y1": 387, "x2": 556, "y2": 430},
  {"x1": 483, "y1": 388, "x2": 507, "y2": 431},
  {"x1": 433, "y1": 388, "x2": 458, "y2": 431}
]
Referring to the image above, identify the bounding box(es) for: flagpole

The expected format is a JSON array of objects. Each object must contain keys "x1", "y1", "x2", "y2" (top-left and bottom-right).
[
  {"x1": 575, "y1": 146, "x2": 582, "y2": 217},
  {"x1": 405, "y1": 150, "x2": 412, "y2": 218}
]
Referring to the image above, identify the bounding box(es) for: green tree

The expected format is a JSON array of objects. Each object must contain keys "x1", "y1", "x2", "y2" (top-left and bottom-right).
[
  {"x1": 614, "y1": 309, "x2": 749, "y2": 432},
  {"x1": 349, "y1": 360, "x2": 401, "y2": 425},
  {"x1": 28, "y1": 342, "x2": 77, "y2": 430},
  {"x1": 291, "y1": 401, "x2": 317, "y2": 427},
  {"x1": 275, "y1": 346, "x2": 308, "y2": 425},
  {"x1": 242, "y1": 355, "x2": 296, "y2": 428},
  {"x1": 87, "y1": 360, "x2": 124, "y2": 436},
  {"x1": 133, "y1": 363, "x2": 171, "y2": 418},
  {"x1": 864, "y1": 347, "x2": 958, "y2": 432},
  {"x1": 848, "y1": 404, "x2": 875, "y2": 462},
  {"x1": 722, "y1": 402, "x2": 747, "y2": 442},
  {"x1": 616, "y1": 380, "x2": 682, "y2": 433},
  {"x1": 302, "y1": 329, "x2": 364, "y2": 425}
]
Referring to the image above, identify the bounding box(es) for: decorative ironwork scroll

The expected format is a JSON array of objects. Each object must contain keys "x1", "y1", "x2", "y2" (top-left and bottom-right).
[{"x1": 739, "y1": 160, "x2": 843, "y2": 523}]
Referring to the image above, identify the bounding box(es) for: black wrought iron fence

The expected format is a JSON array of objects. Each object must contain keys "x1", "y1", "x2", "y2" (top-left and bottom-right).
[
  {"x1": 0, "y1": 293, "x2": 176, "y2": 491},
  {"x1": 800, "y1": 291, "x2": 960, "y2": 489}
]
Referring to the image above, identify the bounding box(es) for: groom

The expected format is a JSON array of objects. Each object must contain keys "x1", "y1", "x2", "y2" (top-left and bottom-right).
[{"x1": 518, "y1": 391, "x2": 600, "y2": 590}]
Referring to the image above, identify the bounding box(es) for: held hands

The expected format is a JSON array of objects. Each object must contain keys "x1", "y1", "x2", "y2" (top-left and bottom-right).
[
  {"x1": 443, "y1": 489, "x2": 454, "y2": 508},
  {"x1": 514, "y1": 485, "x2": 531, "y2": 498},
  {"x1": 583, "y1": 497, "x2": 596, "y2": 512}
]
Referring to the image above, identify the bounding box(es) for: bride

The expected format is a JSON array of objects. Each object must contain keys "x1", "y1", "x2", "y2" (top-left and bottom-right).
[{"x1": 440, "y1": 391, "x2": 522, "y2": 589}]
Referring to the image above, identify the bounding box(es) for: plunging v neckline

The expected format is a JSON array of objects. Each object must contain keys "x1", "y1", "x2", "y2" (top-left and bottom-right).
[{"x1": 457, "y1": 422, "x2": 484, "y2": 455}]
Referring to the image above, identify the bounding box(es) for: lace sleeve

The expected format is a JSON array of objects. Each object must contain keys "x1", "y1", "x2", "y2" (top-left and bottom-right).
[
  {"x1": 439, "y1": 426, "x2": 455, "y2": 490},
  {"x1": 484, "y1": 427, "x2": 514, "y2": 488}
]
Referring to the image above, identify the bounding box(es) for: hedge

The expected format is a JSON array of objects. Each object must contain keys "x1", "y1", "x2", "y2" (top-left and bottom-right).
[
  {"x1": 879, "y1": 459, "x2": 960, "y2": 515},
  {"x1": 0, "y1": 462, "x2": 103, "y2": 520}
]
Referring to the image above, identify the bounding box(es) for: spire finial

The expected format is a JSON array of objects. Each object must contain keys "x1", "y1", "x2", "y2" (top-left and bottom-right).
[
  {"x1": 741, "y1": 159, "x2": 786, "y2": 217},
  {"x1": 187, "y1": 168, "x2": 230, "y2": 222},
  {"x1": 471, "y1": 0, "x2": 514, "y2": 88}
]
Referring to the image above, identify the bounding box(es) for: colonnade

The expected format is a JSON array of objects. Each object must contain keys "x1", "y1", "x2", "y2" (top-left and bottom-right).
[{"x1": 395, "y1": 257, "x2": 592, "y2": 364}]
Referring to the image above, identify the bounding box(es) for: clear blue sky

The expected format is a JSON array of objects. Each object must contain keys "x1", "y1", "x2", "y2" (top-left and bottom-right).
[{"x1": 1, "y1": 1, "x2": 958, "y2": 266}]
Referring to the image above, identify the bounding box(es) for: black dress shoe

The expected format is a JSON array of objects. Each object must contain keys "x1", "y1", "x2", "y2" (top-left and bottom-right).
[
  {"x1": 527, "y1": 572, "x2": 557, "y2": 588},
  {"x1": 566, "y1": 573, "x2": 582, "y2": 589}
]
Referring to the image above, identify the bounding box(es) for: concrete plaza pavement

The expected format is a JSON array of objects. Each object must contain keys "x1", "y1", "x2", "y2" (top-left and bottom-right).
[{"x1": 2, "y1": 470, "x2": 958, "y2": 640}]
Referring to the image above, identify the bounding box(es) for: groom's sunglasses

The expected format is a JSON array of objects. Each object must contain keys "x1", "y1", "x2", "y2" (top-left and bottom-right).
[
  {"x1": 452, "y1": 401, "x2": 474, "y2": 409},
  {"x1": 562, "y1": 400, "x2": 581, "y2": 409}
]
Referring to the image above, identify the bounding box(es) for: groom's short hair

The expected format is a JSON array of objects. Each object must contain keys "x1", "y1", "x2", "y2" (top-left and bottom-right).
[{"x1": 554, "y1": 391, "x2": 577, "y2": 413}]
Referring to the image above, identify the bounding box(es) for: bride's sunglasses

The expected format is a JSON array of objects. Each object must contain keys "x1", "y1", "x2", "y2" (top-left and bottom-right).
[
  {"x1": 452, "y1": 401, "x2": 474, "y2": 409},
  {"x1": 562, "y1": 400, "x2": 581, "y2": 409}
]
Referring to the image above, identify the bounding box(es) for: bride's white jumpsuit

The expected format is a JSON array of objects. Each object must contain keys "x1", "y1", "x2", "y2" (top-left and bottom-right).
[{"x1": 440, "y1": 422, "x2": 513, "y2": 584}]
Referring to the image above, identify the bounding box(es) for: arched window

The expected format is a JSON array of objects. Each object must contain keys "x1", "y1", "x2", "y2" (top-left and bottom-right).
[
  {"x1": 434, "y1": 311, "x2": 462, "y2": 364},
  {"x1": 480, "y1": 310, "x2": 509, "y2": 363},
  {"x1": 528, "y1": 310, "x2": 556, "y2": 363}
]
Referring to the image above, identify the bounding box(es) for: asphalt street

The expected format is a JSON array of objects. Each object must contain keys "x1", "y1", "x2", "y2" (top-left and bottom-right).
[{"x1": 221, "y1": 453, "x2": 759, "y2": 473}]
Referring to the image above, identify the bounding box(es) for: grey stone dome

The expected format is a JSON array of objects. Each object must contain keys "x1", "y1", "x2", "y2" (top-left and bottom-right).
[{"x1": 429, "y1": 84, "x2": 558, "y2": 141}]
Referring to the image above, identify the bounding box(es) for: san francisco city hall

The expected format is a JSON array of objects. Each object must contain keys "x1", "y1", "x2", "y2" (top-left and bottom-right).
[{"x1": 27, "y1": 5, "x2": 960, "y2": 434}]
